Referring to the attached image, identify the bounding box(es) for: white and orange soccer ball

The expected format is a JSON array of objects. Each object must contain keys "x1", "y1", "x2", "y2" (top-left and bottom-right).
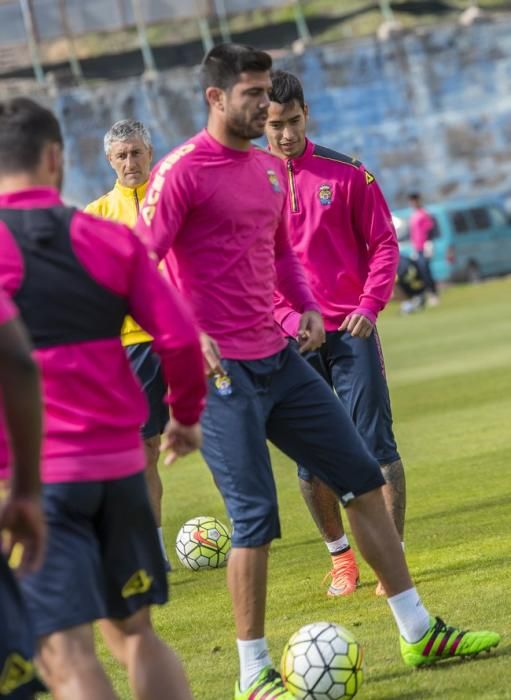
[
  {"x1": 281, "y1": 622, "x2": 364, "y2": 700},
  {"x1": 175, "y1": 516, "x2": 231, "y2": 570}
]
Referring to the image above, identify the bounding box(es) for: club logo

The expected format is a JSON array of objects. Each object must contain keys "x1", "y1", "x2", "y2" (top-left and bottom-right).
[
  {"x1": 267, "y1": 169, "x2": 281, "y2": 193},
  {"x1": 318, "y1": 184, "x2": 333, "y2": 206}
]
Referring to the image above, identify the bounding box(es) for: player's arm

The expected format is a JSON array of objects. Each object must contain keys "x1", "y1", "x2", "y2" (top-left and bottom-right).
[
  {"x1": 274, "y1": 215, "x2": 325, "y2": 352},
  {"x1": 0, "y1": 305, "x2": 45, "y2": 574},
  {"x1": 135, "y1": 148, "x2": 195, "y2": 261},
  {"x1": 340, "y1": 167, "x2": 399, "y2": 338}
]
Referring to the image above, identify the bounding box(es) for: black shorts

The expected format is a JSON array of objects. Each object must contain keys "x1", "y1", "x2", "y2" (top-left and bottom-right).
[
  {"x1": 125, "y1": 342, "x2": 169, "y2": 439},
  {"x1": 19, "y1": 472, "x2": 168, "y2": 638},
  {"x1": 0, "y1": 555, "x2": 45, "y2": 698}
]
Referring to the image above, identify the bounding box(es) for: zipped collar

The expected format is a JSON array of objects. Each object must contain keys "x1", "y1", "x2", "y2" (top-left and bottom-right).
[
  {"x1": 285, "y1": 138, "x2": 314, "y2": 170},
  {"x1": 114, "y1": 179, "x2": 148, "y2": 204}
]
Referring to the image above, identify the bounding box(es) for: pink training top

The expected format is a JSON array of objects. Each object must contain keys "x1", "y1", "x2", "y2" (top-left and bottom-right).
[
  {"x1": 410, "y1": 207, "x2": 434, "y2": 253},
  {"x1": 0, "y1": 187, "x2": 206, "y2": 483},
  {"x1": 136, "y1": 129, "x2": 320, "y2": 360},
  {"x1": 0, "y1": 288, "x2": 18, "y2": 473},
  {"x1": 273, "y1": 139, "x2": 399, "y2": 337}
]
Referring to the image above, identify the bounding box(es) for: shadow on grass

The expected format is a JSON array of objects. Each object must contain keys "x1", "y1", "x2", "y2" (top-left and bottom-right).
[
  {"x1": 412, "y1": 553, "x2": 511, "y2": 585},
  {"x1": 407, "y1": 493, "x2": 511, "y2": 526}
]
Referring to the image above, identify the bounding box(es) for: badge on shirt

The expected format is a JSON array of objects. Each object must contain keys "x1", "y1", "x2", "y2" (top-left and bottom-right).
[
  {"x1": 266, "y1": 169, "x2": 281, "y2": 193},
  {"x1": 318, "y1": 184, "x2": 333, "y2": 206},
  {"x1": 214, "y1": 373, "x2": 232, "y2": 397},
  {"x1": 365, "y1": 170, "x2": 375, "y2": 185}
]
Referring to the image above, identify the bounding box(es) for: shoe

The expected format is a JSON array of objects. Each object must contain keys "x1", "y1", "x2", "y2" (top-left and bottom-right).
[
  {"x1": 323, "y1": 548, "x2": 360, "y2": 597},
  {"x1": 375, "y1": 581, "x2": 386, "y2": 597},
  {"x1": 235, "y1": 666, "x2": 295, "y2": 699},
  {"x1": 401, "y1": 616, "x2": 500, "y2": 667}
]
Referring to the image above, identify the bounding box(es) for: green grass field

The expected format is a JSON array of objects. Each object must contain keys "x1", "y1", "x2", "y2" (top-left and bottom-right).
[{"x1": 99, "y1": 278, "x2": 511, "y2": 699}]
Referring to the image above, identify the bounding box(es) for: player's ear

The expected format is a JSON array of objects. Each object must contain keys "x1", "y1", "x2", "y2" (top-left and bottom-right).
[
  {"x1": 303, "y1": 103, "x2": 309, "y2": 121},
  {"x1": 205, "y1": 86, "x2": 225, "y2": 112}
]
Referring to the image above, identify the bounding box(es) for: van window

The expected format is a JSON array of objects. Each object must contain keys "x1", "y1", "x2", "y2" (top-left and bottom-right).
[
  {"x1": 451, "y1": 211, "x2": 470, "y2": 234},
  {"x1": 469, "y1": 207, "x2": 491, "y2": 230},
  {"x1": 489, "y1": 206, "x2": 508, "y2": 226}
]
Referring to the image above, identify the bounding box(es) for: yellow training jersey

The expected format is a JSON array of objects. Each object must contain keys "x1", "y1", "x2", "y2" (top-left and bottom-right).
[{"x1": 85, "y1": 180, "x2": 151, "y2": 346}]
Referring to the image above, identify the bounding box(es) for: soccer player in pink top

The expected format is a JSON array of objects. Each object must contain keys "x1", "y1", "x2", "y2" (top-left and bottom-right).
[
  {"x1": 266, "y1": 69, "x2": 405, "y2": 598},
  {"x1": 0, "y1": 98, "x2": 206, "y2": 700},
  {"x1": 137, "y1": 44, "x2": 499, "y2": 699},
  {"x1": 409, "y1": 192, "x2": 440, "y2": 304},
  {"x1": 0, "y1": 290, "x2": 46, "y2": 699}
]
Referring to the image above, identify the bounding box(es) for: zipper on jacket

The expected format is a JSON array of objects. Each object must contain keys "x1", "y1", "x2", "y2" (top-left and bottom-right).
[
  {"x1": 133, "y1": 188, "x2": 140, "y2": 214},
  {"x1": 287, "y1": 160, "x2": 299, "y2": 213}
]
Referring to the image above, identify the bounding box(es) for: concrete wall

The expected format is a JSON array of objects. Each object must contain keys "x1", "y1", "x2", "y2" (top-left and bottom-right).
[{"x1": 16, "y1": 16, "x2": 511, "y2": 209}]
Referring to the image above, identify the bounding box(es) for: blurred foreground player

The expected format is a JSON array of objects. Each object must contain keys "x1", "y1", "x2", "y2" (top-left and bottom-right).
[
  {"x1": 0, "y1": 97, "x2": 206, "y2": 700},
  {"x1": 0, "y1": 289, "x2": 45, "y2": 699}
]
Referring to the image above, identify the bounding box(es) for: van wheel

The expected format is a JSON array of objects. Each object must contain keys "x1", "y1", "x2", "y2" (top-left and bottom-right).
[{"x1": 466, "y1": 261, "x2": 481, "y2": 284}]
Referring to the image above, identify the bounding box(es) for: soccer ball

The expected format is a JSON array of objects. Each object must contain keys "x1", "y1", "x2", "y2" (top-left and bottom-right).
[
  {"x1": 175, "y1": 516, "x2": 231, "y2": 570},
  {"x1": 281, "y1": 622, "x2": 363, "y2": 700}
]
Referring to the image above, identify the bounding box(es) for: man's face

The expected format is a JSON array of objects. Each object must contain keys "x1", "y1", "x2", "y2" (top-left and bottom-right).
[
  {"x1": 265, "y1": 99, "x2": 308, "y2": 159},
  {"x1": 107, "y1": 137, "x2": 152, "y2": 188},
  {"x1": 222, "y1": 71, "x2": 272, "y2": 140}
]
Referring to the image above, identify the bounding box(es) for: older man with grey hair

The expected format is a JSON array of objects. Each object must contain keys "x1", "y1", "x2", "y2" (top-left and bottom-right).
[{"x1": 86, "y1": 120, "x2": 171, "y2": 571}]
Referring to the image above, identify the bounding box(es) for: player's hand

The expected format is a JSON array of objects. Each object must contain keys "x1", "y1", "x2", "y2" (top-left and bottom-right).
[
  {"x1": 339, "y1": 313, "x2": 374, "y2": 339},
  {"x1": 161, "y1": 420, "x2": 203, "y2": 465},
  {"x1": 200, "y1": 332, "x2": 224, "y2": 377},
  {"x1": 0, "y1": 494, "x2": 46, "y2": 576},
  {"x1": 297, "y1": 311, "x2": 325, "y2": 353}
]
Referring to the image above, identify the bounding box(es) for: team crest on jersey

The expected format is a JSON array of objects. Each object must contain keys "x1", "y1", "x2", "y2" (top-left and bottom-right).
[
  {"x1": 266, "y1": 169, "x2": 281, "y2": 193},
  {"x1": 318, "y1": 184, "x2": 333, "y2": 206}
]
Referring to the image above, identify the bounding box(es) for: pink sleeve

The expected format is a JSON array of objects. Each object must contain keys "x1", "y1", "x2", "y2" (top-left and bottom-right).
[
  {"x1": 274, "y1": 215, "x2": 321, "y2": 319},
  {"x1": 71, "y1": 212, "x2": 206, "y2": 425},
  {"x1": 135, "y1": 148, "x2": 196, "y2": 261},
  {"x1": 350, "y1": 167, "x2": 399, "y2": 320}
]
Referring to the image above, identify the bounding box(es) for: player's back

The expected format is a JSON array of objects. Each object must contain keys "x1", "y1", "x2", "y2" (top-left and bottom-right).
[{"x1": 0, "y1": 189, "x2": 152, "y2": 482}]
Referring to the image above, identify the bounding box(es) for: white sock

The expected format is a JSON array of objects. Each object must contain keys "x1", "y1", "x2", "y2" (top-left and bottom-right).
[
  {"x1": 237, "y1": 638, "x2": 272, "y2": 691},
  {"x1": 326, "y1": 535, "x2": 349, "y2": 554},
  {"x1": 157, "y1": 527, "x2": 168, "y2": 560},
  {"x1": 387, "y1": 587, "x2": 431, "y2": 643}
]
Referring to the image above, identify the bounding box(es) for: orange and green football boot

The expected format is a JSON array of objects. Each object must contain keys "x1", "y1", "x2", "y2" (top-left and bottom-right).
[{"x1": 401, "y1": 616, "x2": 500, "y2": 667}]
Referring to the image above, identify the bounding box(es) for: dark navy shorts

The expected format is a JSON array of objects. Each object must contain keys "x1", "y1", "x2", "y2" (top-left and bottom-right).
[
  {"x1": 298, "y1": 330, "x2": 400, "y2": 481},
  {"x1": 0, "y1": 555, "x2": 45, "y2": 698},
  {"x1": 125, "y1": 341, "x2": 168, "y2": 440},
  {"x1": 200, "y1": 343, "x2": 384, "y2": 548},
  {"x1": 19, "y1": 472, "x2": 168, "y2": 638}
]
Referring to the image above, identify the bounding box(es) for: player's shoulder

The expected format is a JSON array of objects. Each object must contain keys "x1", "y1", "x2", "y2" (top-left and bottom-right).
[
  {"x1": 75, "y1": 208, "x2": 133, "y2": 240},
  {"x1": 84, "y1": 190, "x2": 114, "y2": 216},
  {"x1": 312, "y1": 144, "x2": 376, "y2": 184},
  {"x1": 253, "y1": 144, "x2": 287, "y2": 174}
]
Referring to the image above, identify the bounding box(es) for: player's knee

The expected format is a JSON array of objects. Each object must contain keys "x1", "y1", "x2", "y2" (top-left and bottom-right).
[{"x1": 37, "y1": 627, "x2": 98, "y2": 685}]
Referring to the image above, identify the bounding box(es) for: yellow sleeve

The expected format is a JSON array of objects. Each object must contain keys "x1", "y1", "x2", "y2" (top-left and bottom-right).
[{"x1": 84, "y1": 198, "x2": 105, "y2": 217}]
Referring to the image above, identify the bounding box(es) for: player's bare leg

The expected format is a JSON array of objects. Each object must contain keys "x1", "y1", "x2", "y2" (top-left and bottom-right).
[
  {"x1": 299, "y1": 476, "x2": 359, "y2": 596},
  {"x1": 228, "y1": 545, "x2": 269, "y2": 640},
  {"x1": 144, "y1": 435, "x2": 170, "y2": 569},
  {"x1": 345, "y1": 487, "x2": 411, "y2": 596},
  {"x1": 380, "y1": 458, "x2": 406, "y2": 540},
  {"x1": 36, "y1": 625, "x2": 117, "y2": 700},
  {"x1": 144, "y1": 435, "x2": 163, "y2": 526},
  {"x1": 99, "y1": 607, "x2": 193, "y2": 700}
]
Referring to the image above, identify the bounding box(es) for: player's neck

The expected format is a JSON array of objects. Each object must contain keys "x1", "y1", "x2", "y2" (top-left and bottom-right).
[
  {"x1": 206, "y1": 120, "x2": 251, "y2": 152},
  {"x1": 0, "y1": 172, "x2": 56, "y2": 194}
]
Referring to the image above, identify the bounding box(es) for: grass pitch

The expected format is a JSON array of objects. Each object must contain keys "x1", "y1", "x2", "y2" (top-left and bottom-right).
[{"x1": 97, "y1": 278, "x2": 511, "y2": 699}]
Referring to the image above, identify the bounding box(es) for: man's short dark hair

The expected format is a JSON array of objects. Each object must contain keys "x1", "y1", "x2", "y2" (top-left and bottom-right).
[
  {"x1": 269, "y1": 70, "x2": 305, "y2": 110},
  {"x1": 199, "y1": 43, "x2": 272, "y2": 93},
  {"x1": 0, "y1": 98, "x2": 62, "y2": 174},
  {"x1": 408, "y1": 192, "x2": 421, "y2": 201}
]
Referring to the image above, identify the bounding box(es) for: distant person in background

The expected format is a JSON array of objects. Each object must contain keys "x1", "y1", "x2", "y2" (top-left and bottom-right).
[
  {"x1": 408, "y1": 193, "x2": 439, "y2": 306},
  {"x1": 395, "y1": 255, "x2": 426, "y2": 314},
  {"x1": 86, "y1": 120, "x2": 171, "y2": 571}
]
